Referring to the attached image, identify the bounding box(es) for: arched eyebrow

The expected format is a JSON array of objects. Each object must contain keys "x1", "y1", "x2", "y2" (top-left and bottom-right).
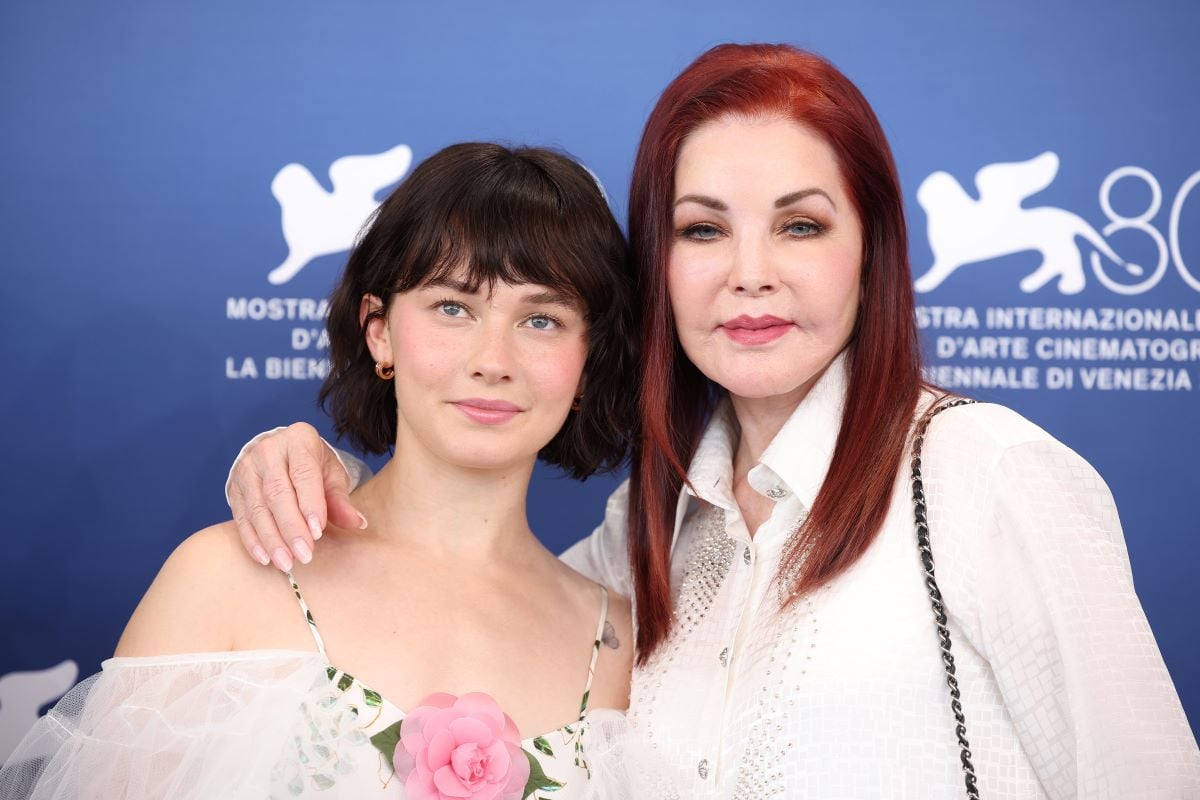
[
  {"x1": 673, "y1": 194, "x2": 726, "y2": 211},
  {"x1": 775, "y1": 188, "x2": 836, "y2": 210},
  {"x1": 673, "y1": 188, "x2": 837, "y2": 211}
]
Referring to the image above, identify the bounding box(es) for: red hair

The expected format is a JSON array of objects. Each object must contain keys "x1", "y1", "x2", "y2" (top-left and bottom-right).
[{"x1": 628, "y1": 44, "x2": 922, "y2": 662}]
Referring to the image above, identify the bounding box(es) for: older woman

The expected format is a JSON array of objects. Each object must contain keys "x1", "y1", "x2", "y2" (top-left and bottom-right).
[{"x1": 225, "y1": 45, "x2": 1198, "y2": 798}]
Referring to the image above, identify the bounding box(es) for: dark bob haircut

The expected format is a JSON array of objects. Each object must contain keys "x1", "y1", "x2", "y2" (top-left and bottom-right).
[{"x1": 319, "y1": 142, "x2": 636, "y2": 479}]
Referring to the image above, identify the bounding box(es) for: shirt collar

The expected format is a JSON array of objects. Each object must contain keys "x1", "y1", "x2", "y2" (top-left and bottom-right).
[
  {"x1": 681, "y1": 350, "x2": 849, "y2": 515},
  {"x1": 758, "y1": 350, "x2": 848, "y2": 512},
  {"x1": 682, "y1": 399, "x2": 738, "y2": 512}
]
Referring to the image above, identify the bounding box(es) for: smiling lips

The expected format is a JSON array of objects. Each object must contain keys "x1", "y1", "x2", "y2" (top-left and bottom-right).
[
  {"x1": 720, "y1": 314, "x2": 795, "y2": 345},
  {"x1": 452, "y1": 398, "x2": 523, "y2": 425}
]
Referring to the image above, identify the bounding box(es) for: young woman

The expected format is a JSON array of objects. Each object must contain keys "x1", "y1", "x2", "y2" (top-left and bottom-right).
[
  {"x1": 213, "y1": 46, "x2": 1200, "y2": 797},
  {"x1": 0, "y1": 143, "x2": 678, "y2": 800}
]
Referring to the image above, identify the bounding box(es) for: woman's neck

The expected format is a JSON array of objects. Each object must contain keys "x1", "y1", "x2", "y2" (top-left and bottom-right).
[
  {"x1": 350, "y1": 443, "x2": 539, "y2": 566},
  {"x1": 727, "y1": 356, "x2": 840, "y2": 481},
  {"x1": 728, "y1": 386, "x2": 807, "y2": 483}
]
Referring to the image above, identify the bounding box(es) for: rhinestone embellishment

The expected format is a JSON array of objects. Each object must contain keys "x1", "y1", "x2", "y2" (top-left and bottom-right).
[
  {"x1": 670, "y1": 508, "x2": 737, "y2": 640},
  {"x1": 719, "y1": 647, "x2": 729, "y2": 667},
  {"x1": 765, "y1": 485, "x2": 787, "y2": 499},
  {"x1": 775, "y1": 511, "x2": 812, "y2": 604},
  {"x1": 698, "y1": 759, "x2": 709, "y2": 779},
  {"x1": 743, "y1": 546, "x2": 752, "y2": 565}
]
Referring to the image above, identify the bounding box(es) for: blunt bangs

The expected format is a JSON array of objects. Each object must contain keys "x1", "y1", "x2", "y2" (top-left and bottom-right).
[
  {"x1": 379, "y1": 145, "x2": 614, "y2": 319},
  {"x1": 319, "y1": 142, "x2": 635, "y2": 476}
]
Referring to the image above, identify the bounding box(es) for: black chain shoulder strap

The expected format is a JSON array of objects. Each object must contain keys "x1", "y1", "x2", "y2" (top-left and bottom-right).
[{"x1": 911, "y1": 397, "x2": 981, "y2": 799}]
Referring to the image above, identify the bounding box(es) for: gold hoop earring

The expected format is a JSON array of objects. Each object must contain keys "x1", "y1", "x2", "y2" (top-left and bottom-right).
[{"x1": 374, "y1": 362, "x2": 395, "y2": 380}]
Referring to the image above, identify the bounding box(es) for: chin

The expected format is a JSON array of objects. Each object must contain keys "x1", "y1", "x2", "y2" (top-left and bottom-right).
[
  {"x1": 442, "y1": 446, "x2": 531, "y2": 472},
  {"x1": 705, "y1": 359, "x2": 830, "y2": 402},
  {"x1": 436, "y1": 428, "x2": 550, "y2": 472},
  {"x1": 721, "y1": 376, "x2": 805, "y2": 400}
]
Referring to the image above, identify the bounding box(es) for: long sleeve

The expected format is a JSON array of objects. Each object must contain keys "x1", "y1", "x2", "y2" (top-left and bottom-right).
[
  {"x1": 935, "y1": 406, "x2": 1200, "y2": 798},
  {"x1": 224, "y1": 429, "x2": 372, "y2": 505},
  {"x1": 559, "y1": 479, "x2": 633, "y2": 599}
]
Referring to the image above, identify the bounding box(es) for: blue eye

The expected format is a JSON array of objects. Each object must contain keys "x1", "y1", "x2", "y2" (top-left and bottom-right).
[
  {"x1": 785, "y1": 220, "x2": 822, "y2": 237},
  {"x1": 439, "y1": 301, "x2": 466, "y2": 317},
  {"x1": 525, "y1": 314, "x2": 560, "y2": 331},
  {"x1": 682, "y1": 223, "x2": 722, "y2": 241}
]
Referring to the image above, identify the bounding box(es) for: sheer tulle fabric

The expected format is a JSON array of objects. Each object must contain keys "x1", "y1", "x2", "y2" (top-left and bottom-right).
[
  {"x1": 575, "y1": 711, "x2": 699, "y2": 800},
  {"x1": 0, "y1": 652, "x2": 677, "y2": 800},
  {"x1": 0, "y1": 652, "x2": 332, "y2": 799}
]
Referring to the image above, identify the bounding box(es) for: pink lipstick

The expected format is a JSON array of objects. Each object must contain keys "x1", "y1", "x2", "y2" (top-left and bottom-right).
[
  {"x1": 720, "y1": 315, "x2": 794, "y2": 346},
  {"x1": 451, "y1": 398, "x2": 523, "y2": 426}
]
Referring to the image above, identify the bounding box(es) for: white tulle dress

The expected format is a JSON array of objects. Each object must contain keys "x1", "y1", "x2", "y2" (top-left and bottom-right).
[{"x1": 0, "y1": 577, "x2": 679, "y2": 800}]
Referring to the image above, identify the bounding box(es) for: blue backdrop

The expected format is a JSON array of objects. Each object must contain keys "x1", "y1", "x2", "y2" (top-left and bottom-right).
[{"x1": 1, "y1": 0, "x2": 1197, "y2": 755}]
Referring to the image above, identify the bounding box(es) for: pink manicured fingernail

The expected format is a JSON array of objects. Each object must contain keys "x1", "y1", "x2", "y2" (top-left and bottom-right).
[
  {"x1": 252, "y1": 546, "x2": 270, "y2": 566},
  {"x1": 272, "y1": 547, "x2": 293, "y2": 572},
  {"x1": 307, "y1": 514, "x2": 322, "y2": 541},
  {"x1": 292, "y1": 539, "x2": 312, "y2": 564},
  {"x1": 357, "y1": 512, "x2": 368, "y2": 530}
]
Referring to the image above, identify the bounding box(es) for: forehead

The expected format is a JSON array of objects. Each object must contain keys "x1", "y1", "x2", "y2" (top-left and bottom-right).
[{"x1": 674, "y1": 115, "x2": 846, "y2": 203}]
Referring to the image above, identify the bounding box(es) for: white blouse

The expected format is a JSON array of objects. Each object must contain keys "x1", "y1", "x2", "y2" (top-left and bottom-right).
[
  {"x1": 560, "y1": 355, "x2": 1200, "y2": 799},
  {"x1": 252, "y1": 354, "x2": 1199, "y2": 798}
]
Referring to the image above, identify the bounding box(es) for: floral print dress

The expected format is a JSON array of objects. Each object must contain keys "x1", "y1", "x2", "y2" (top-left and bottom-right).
[{"x1": 273, "y1": 573, "x2": 612, "y2": 800}]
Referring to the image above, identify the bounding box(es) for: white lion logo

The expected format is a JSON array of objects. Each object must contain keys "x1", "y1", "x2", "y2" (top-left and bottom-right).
[
  {"x1": 267, "y1": 144, "x2": 413, "y2": 285},
  {"x1": 913, "y1": 152, "x2": 1142, "y2": 294},
  {"x1": 0, "y1": 660, "x2": 78, "y2": 762}
]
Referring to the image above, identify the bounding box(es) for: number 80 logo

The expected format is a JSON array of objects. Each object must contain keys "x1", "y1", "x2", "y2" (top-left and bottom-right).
[{"x1": 1092, "y1": 168, "x2": 1200, "y2": 295}]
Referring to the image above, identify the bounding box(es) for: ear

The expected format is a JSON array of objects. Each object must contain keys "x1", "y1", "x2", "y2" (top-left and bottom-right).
[{"x1": 359, "y1": 294, "x2": 392, "y2": 365}]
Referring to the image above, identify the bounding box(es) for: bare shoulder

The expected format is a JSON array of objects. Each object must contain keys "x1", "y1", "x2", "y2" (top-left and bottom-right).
[
  {"x1": 115, "y1": 522, "x2": 284, "y2": 657},
  {"x1": 601, "y1": 589, "x2": 633, "y2": 664},
  {"x1": 589, "y1": 585, "x2": 634, "y2": 711}
]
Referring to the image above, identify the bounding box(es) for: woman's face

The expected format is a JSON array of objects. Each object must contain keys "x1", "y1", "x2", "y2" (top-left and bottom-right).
[
  {"x1": 669, "y1": 115, "x2": 863, "y2": 404},
  {"x1": 364, "y1": 270, "x2": 588, "y2": 471}
]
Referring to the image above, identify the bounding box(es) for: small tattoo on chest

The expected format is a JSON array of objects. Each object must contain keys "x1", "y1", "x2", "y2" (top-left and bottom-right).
[{"x1": 601, "y1": 620, "x2": 620, "y2": 650}]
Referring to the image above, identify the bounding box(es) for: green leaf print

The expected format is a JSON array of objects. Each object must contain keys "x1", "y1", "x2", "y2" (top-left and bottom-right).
[
  {"x1": 325, "y1": 666, "x2": 337, "y2": 681},
  {"x1": 336, "y1": 673, "x2": 354, "y2": 692},
  {"x1": 522, "y1": 749, "x2": 566, "y2": 798},
  {"x1": 363, "y1": 687, "x2": 383, "y2": 708},
  {"x1": 369, "y1": 720, "x2": 403, "y2": 762},
  {"x1": 532, "y1": 736, "x2": 555, "y2": 757}
]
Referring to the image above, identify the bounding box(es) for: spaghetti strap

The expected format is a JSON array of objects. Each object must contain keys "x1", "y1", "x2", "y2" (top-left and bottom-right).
[
  {"x1": 286, "y1": 571, "x2": 328, "y2": 658},
  {"x1": 577, "y1": 583, "x2": 609, "y2": 721}
]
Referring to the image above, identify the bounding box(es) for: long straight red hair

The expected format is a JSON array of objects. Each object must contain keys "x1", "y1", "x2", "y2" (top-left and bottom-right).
[{"x1": 628, "y1": 44, "x2": 923, "y2": 662}]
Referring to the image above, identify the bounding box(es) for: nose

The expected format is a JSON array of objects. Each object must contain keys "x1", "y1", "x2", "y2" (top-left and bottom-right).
[
  {"x1": 470, "y1": 325, "x2": 514, "y2": 384},
  {"x1": 727, "y1": 236, "x2": 779, "y2": 297}
]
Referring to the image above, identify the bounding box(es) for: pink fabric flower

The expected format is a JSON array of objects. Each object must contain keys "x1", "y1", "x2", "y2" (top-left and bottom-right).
[{"x1": 392, "y1": 692, "x2": 530, "y2": 800}]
